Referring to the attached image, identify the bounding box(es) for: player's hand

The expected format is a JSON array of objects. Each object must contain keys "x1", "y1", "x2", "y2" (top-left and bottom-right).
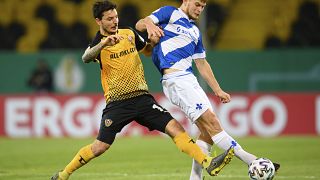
[
  {"x1": 101, "y1": 35, "x2": 123, "y2": 47},
  {"x1": 146, "y1": 23, "x2": 164, "y2": 39},
  {"x1": 215, "y1": 89, "x2": 231, "y2": 103},
  {"x1": 149, "y1": 34, "x2": 160, "y2": 47}
]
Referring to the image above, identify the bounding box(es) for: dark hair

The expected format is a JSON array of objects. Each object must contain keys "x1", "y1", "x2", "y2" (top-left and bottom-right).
[{"x1": 92, "y1": 0, "x2": 117, "y2": 20}]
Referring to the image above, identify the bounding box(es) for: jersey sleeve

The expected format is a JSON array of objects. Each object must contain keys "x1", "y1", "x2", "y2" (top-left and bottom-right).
[
  {"x1": 88, "y1": 31, "x2": 103, "y2": 62},
  {"x1": 192, "y1": 33, "x2": 206, "y2": 60},
  {"x1": 128, "y1": 27, "x2": 147, "y2": 51},
  {"x1": 89, "y1": 31, "x2": 102, "y2": 48},
  {"x1": 148, "y1": 6, "x2": 175, "y2": 24}
]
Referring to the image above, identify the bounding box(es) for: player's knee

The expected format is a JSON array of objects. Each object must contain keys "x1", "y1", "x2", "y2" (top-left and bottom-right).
[
  {"x1": 202, "y1": 110, "x2": 218, "y2": 121},
  {"x1": 92, "y1": 140, "x2": 111, "y2": 156},
  {"x1": 197, "y1": 111, "x2": 223, "y2": 135}
]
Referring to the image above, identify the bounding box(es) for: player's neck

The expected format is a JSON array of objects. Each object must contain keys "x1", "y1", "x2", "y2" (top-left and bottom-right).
[
  {"x1": 180, "y1": 4, "x2": 187, "y2": 15},
  {"x1": 179, "y1": 5, "x2": 191, "y2": 20},
  {"x1": 100, "y1": 29, "x2": 117, "y2": 36}
]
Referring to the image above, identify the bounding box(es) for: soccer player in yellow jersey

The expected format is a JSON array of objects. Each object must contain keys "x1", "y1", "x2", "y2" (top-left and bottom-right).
[{"x1": 51, "y1": 1, "x2": 234, "y2": 179}]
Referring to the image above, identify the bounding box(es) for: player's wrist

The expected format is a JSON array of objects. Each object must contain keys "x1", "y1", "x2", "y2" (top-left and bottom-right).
[{"x1": 213, "y1": 87, "x2": 222, "y2": 95}]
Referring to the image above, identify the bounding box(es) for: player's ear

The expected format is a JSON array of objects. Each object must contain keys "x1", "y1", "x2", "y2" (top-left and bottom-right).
[{"x1": 95, "y1": 18, "x2": 101, "y2": 26}]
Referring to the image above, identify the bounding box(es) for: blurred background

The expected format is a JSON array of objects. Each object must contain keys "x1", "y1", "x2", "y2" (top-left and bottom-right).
[{"x1": 0, "y1": 0, "x2": 319, "y2": 138}]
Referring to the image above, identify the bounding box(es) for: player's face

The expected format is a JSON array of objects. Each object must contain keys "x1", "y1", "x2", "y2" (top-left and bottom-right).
[
  {"x1": 96, "y1": 9, "x2": 119, "y2": 35},
  {"x1": 185, "y1": 0, "x2": 206, "y2": 20}
]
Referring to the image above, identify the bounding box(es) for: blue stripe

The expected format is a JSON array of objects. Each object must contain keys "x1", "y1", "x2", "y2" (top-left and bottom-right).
[
  {"x1": 152, "y1": 6, "x2": 175, "y2": 24},
  {"x1": 186, "y1": 66, "x2": 193, "y2": 72},
  {"x1": 164, "y1": 42, "x2": 196, "y2": 60},
  {"x1": 173, "y1": 18, "x2": 193, "y2": 29},
  {"x1": 161, "y1": 30, "x2": 178, "y2": 42}
]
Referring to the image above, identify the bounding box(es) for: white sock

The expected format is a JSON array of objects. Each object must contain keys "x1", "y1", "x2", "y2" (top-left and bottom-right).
[
  {"x1": 211, "y1": 131, "x2": 257, "y2": 165},
  {"x1": 189, "y1": 140, "x2": 211, "y2": 180}
]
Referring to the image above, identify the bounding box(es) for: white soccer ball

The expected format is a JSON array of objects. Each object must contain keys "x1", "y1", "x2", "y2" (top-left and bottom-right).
[{"x1": 248, "y1": 158, "x2": 275, "y2": 180}]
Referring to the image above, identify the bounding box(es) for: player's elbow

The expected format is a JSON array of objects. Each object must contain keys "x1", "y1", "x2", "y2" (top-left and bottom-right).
[
  {"x1": 141, "y1": 43, "x2": 153, "y2": 57},
  {"x1": 135, "y1": 21, "x2": 141, "y2": 31},
  {"x1": 135, "y1": 19, "x2": 145, "y2": 32},
  {"x1": 142, "y1": 50, "x2": 152, "y2": 57},
  {"x1": 82, "y1": 55, "x2": 91, "y2": 63}
]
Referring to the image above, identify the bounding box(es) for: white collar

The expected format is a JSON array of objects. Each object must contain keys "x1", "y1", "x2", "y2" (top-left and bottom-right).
[{"x1": 178, "y1": 8, "x2": 195, "y2": 23}]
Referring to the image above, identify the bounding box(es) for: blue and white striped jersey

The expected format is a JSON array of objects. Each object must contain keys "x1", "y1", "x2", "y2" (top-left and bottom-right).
[{"x1": 149, "y1": 6, "x2": 206, "y2": 74}]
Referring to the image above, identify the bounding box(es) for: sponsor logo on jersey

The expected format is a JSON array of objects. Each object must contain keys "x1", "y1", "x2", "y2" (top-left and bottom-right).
[{"x1": 110, "y1": 47, "x2": 136, "y2": 59}]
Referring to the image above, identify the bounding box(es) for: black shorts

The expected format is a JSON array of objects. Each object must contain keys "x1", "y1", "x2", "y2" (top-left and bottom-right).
[{"x1": 97, "y1": 94, "x2": 173, "y2": 145}]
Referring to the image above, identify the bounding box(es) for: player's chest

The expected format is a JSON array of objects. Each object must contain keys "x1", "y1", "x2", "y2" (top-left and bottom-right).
[
  {"x1": 101, "y1": 35, "x2": 137, "y2": 62},
  {"x1": 167, "y1": 23, "x2": 199, "y2": 42}
]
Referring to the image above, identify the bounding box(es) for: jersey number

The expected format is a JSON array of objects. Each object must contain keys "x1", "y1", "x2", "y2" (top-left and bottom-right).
[{"x1": 152, "y1": 104, "x2": 167, "y2": 112}]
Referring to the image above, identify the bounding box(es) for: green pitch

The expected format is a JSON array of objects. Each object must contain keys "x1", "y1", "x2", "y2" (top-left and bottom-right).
[{"x1": 0, "y1": 136, "x2": 319, "y2": 180}]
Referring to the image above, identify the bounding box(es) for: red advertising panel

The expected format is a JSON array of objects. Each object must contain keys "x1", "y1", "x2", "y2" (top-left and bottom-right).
[{"x1": 0, "y1": 93, "x2": 319, "y2": 137}]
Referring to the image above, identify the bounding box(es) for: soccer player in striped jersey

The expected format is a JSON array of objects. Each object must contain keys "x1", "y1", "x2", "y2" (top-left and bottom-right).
[
  {"x1": 51, "y1": 1, "x2": 235, "y2": 179},
  {"x1": 136, "y1": 0, "x2": 280, "y2": 179}
]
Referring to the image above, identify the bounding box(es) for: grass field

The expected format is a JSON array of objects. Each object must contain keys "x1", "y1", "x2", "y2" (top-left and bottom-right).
[{"x1": 0, "y1": 136, "x2": 319, "y2": 180}]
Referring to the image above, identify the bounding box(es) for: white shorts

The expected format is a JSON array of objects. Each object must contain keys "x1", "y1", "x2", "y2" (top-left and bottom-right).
[{"x1": 162, "y1": 71, "x2": 212, "y2": 123}]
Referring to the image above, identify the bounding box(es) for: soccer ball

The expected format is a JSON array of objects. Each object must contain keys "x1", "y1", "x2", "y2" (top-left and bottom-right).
[{"x1": 248, "y1": 158, "x2": 275, "y2": 180}]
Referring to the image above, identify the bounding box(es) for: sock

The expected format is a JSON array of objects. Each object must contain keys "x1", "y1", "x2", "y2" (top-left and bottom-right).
[
  {"x1": 62, "y1": 144, "x2": 96, "y2": 175},
  {"x1": 58, "y1": 171, "x2": 70, "y2": 180},
  {"x1": 190, "y1": 140, "x2": 211, "y2": 180},
  {"x1": 173, "y1": 132, "x2": 207, "y2": 165},
  {"x1": 211, "y1": 130, "x2": 256, "y2": 165}
]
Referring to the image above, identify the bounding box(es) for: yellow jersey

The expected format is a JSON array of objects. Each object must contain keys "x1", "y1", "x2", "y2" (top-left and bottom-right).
[{"x1": 90, "y1": 28, "x2": 149, "y2": 103}]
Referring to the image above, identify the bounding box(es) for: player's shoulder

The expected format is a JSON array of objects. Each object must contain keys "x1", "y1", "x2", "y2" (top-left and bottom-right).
[
  {"x1": 118, "y1": 27, "x2": 135, "y2": 35},
  {"x1": 90, "y1": 31, "x2": 104, "y2": 47},
  {"x1": 159, "y1": 5, "x2": 178, "y2": 12},
  {"x1": 119, "y1": 27, "x2": 143, "y2": 40},
  {"x1": 162, "y1": 5, "x2": 177, "y2": 9}
]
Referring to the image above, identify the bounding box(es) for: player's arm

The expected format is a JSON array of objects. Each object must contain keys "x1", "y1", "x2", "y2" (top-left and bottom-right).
[
  {"x1": 82, "y1": 35, "x2": 122, "y2": 63},
  {"x1": 141, "y1": 36, "x2": 159, "y2": 56},
  {"x1": 130, "y1": 27, "x2": 158, "y2": 57},
  {"x1": 137, "y1": 6, "x2": 176, "y2": 46},
  {"x1": 136, "y1": 17, "x2": 164, "y2": 39},
  {"x1": 136, "y1": 6, "x2": 177, "y2": 40},
  {"x1": 135, "y1": 18, "x2": 161, "y2": 49},
  {"x1": 194, "y1": 58, "x2": 231, "y2": 103},
  {"x1": 139, "y1": 42, "x2": 154, "y2": 57},
  {"x1": 82, "y1": 44, "x2": 104, "y2": 63}
]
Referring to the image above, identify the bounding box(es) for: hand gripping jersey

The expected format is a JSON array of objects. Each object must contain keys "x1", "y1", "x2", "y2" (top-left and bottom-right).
[
  {"x1": 90, "y1": 28, "x2": 149, "y2": 103},
  {"x1": 149, "y1": 6, "x2": 206, "y2": 74}
]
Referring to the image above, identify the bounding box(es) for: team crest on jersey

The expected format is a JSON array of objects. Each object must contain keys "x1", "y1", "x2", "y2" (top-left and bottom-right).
[
  {"x1": 127, "y1": 35, "x2": 134, "y2": 45},
  {"x1": 104, "y1": 119, "x2": 113, "y2": 127}
]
